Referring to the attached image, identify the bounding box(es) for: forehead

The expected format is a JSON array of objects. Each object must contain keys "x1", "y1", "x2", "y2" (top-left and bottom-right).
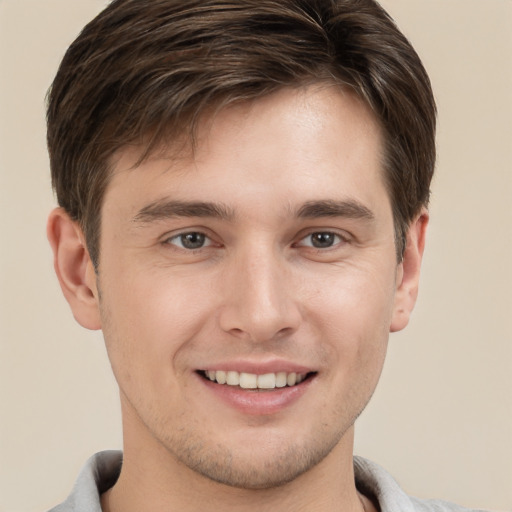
[{"x1": 106, "y1": 85, "x2": 387, "y2": 216}]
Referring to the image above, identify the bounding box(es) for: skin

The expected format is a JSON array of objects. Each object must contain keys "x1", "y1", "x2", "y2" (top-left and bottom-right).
[{"x1": 48, "y1": 85, "x2": 427, "y2": 512}]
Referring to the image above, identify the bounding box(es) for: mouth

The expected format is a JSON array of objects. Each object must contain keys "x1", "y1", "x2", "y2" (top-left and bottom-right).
[{"x1": 198, "y1": 370, "x2": 316, "y2": 390}]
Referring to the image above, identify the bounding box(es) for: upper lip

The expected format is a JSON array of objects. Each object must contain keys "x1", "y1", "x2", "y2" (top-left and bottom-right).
[{"x1": 199, "y1": 358, "x2": 315, "y2": 375}]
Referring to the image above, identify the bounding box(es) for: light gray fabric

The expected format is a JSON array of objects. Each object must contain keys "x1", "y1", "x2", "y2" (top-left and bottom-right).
[
  {"x1": 48, "y1": 451, "x2": 122, "y2": 512},
  {"x1": 352, "y1": 457, "x2": 487, "y2": 512},
  {"x1": 48, "y1": 451, "x2": 487, "y2": 511}
]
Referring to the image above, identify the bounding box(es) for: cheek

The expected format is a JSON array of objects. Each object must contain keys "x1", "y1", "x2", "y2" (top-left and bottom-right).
[
  {"x1": 98, "y1": 267, "x2": 217, "y2": 371},
  {"x1": 304, "y1": 263, "x2": 395, "y2": 372},
  {"x1": 306, "y1": 260, "x2": 397, "y2": 328}
]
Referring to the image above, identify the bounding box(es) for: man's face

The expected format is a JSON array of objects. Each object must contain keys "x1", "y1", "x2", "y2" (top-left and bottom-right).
[{"x1": 94, "y1": 86, "x2": 405, "y2": 488}]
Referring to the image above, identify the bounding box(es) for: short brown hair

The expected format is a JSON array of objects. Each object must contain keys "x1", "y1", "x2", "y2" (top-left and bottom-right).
[{"x1": 47, "y1": 0, "x2": 436, "y2": 267}]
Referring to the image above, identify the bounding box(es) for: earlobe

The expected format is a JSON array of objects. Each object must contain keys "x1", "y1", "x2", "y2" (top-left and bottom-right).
[
  {"x1": 390, "y1": 209, "x2": 429, "y2": 333},
  {"x1": 47, "y1": 208, "x2": 102, "y2": 330}
]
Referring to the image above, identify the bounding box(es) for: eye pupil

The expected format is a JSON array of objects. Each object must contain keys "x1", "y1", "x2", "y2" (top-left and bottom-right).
[
  {"x1": 181, "y1": 233, "x2": 206, "y2": 249},
  {"x1": 311, "y1": 232, "x2": 335, "y2": 248}
]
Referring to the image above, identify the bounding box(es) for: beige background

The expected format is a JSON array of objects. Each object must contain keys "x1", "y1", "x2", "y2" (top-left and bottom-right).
[{"x1": 0, "y1": 1, "x2": 511, "y2": 511}]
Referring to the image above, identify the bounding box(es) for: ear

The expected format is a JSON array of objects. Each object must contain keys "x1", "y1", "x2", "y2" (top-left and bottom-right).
[
  {"x1": 390, "y1": 209, "x2": 429, "y2": 333},
  {"x1": 47, "y1": 208, "x2": 102, "y2": 330}
]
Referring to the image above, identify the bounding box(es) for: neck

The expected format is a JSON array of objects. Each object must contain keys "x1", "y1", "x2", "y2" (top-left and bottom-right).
[{"x1": 101, "y1": 424, "x2": 376, "y2": 512}]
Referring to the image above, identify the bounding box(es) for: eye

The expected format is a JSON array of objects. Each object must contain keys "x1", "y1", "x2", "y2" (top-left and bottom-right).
[
  {"x1": 166, "y1": 232, "x2": 212, "y2": 250},
  {"x1": 297, "y1": 231, "x2": 345, "y2": 249}
]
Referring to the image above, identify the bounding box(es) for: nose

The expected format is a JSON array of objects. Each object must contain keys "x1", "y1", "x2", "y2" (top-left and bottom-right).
[{"x1": 218, "y1": 246, "x2": 301, "y2": 343}]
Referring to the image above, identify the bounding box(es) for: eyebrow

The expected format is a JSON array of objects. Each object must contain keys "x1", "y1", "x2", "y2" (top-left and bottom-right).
[
  {"x1": 296, "y1": 199, "x2": 375, "y2": 221},
  {"x1": 132, "y1": 200, "x2": 235, "y2": 223},
  {"x1": 132, "y1": 198, "x2": 375, "y2": 225}
]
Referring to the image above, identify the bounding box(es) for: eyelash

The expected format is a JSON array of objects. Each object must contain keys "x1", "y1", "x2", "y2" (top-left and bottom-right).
[
  {"x1": 164, "y1": 231, "x2": 215, "y2": 251},
  {"x1": 295, "y1": 231, "x2": 349, "y2": 250},
  {"x1": 163, "y1": 230, "x2": 350, "y2": 252}
]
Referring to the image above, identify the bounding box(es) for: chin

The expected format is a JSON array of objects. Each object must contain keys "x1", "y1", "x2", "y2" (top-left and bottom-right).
[{"x1": 166, "y1": 427, "x2": 342, "y2": 490}]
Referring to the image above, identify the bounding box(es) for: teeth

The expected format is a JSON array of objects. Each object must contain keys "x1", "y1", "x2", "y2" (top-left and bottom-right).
[
  {"x1": 204, "y1": 370, "x2": 308, "y2": 389},
  {"x1": 239, "y1": 372, "x2": 258, "y2": 389},
  {"x1": 275, "y1": 372, "x2": 287, "y2": 388},
  {"x1": 226, "y1": 371, "x2": 240, "y2": 386},
  {"x1": 257, "y1": 373, "x2": 276, "y2": 389}
]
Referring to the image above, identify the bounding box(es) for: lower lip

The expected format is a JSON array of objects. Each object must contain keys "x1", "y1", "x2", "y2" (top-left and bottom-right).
[{"x1": 198, "y1": 374, "x2": 315, "y2": 415}]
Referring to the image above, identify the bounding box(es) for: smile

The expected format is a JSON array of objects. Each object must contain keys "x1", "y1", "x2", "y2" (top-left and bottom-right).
[{"x1": 200, "y1": 370, "x2": 311, "y2": 389}]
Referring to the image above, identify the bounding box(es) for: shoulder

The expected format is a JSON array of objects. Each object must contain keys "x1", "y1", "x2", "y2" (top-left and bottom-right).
[
  {"x1": 47, "y1": 451, "x2": 122, "y2": 512},
  {"x1": 409, "y1": 497, "x2": 488, "y2": 512},
  {"x1": 353, "y1": 456, "x2": 488, "y2": 512}
]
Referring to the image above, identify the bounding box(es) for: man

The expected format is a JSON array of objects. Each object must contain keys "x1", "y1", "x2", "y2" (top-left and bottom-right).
[{"x1": 45, "y1": 0, "x2": 483, "y2": 511}]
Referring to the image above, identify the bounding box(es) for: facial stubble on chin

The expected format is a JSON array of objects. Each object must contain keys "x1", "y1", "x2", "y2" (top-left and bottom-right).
[
  {"x1": 150, "y1": 388, "x2": 376, "y2": 491},
  {"x1": 160, "y1": 426, "x2": 342, "y2": 490}
]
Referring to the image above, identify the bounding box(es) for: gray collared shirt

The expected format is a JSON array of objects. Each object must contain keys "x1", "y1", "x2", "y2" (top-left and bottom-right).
[{"x1": 48, "y1": 451, "x2": 487, "y2": 512}]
